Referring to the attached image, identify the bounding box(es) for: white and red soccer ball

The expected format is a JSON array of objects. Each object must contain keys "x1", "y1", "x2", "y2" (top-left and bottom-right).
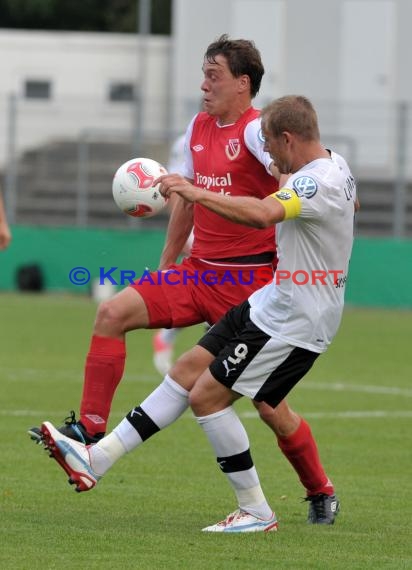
[{"x1": 112, "y1": 157, "x2": 168, "y2": 218}]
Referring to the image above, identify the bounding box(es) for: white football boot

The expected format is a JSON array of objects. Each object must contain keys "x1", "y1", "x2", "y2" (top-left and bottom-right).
[{"x1": 202, "y1": 509, "x2": 278, "y2": 533}]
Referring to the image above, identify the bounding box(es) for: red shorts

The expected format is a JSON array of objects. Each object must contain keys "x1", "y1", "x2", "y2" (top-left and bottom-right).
[{"x1": 129, "y1": 256, "x2": 274, "y2": 328}]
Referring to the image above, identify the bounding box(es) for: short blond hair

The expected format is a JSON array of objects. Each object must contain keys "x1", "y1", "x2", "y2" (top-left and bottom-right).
[{"x1": 261, "y1": 95, "x2": 320, "y2": 141}]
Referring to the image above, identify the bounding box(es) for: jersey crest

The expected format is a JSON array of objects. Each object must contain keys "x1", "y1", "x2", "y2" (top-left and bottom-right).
[{"x1": 225, "y1": 138, "x2": 241, "y2": 160}]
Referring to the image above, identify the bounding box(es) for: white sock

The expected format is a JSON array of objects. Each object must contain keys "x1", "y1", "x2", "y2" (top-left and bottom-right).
[
  {"x1": 113, "y1": 417, "x2": 142, "y2": 453},
  {"x1": 89, "y1": 431, "x2": 127, "y2": 476},
  {"x1": 196, "y1": 407, "x2": 273, "y2": 520},
  {"x1": 141, "y1": 375, "x2": 189, "y2": 426},
  {"x1": 113, "y1": 374, "x2": 189, "y2": 452},
  {"x1": 89, "y1": 375, "x2": 189, "y2": 474}
]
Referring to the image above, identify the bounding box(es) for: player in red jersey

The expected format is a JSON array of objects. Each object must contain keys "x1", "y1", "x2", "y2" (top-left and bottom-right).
[{"x1": 34, "y1": 35, "x2": 336, "y2": 522}]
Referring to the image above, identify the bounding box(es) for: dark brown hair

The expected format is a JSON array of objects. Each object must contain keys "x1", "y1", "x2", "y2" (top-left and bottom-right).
[{"x1": 204, "y1": 34, "x2": 264, "y2": 98}]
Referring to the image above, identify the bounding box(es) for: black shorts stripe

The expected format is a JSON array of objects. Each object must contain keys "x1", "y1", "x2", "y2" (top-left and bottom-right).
[{"x1": 253, "y1": 347, "x2": 319, "y2": 408}]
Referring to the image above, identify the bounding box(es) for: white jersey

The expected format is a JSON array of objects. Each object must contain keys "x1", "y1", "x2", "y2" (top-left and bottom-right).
[
  {"x1": 249, "y1": 151, "x2": 356, "y2": 353},
  {"x1": 167, "y1": 133, "x2": 186, "y2": 174}
]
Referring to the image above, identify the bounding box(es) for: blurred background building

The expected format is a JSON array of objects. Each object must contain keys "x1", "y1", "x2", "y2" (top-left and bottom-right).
[
  {"x1": 0, "y1": 0, "x2": 411, "y2": 305},
  {"x1": 0, "y1": 0, "x2": 411, "y2": 236}
]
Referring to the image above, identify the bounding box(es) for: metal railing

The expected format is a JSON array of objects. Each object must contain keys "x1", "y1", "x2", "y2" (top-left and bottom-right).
[{"x1": 1, "y1": 94, "x2": 411, "y2": 237}]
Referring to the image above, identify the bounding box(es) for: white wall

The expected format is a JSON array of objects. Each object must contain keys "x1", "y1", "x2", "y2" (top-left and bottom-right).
[
  {"x1": 0, "y1": 29, "x2": 170, "y2": 166},
  {"x1": 1, "y1": 0, "x2": 412, "y2": 175},
  {"x1": 172, "y1": 0, "x2": 410, "y2": 105},
  {"x1": 172, "y1": 0, "x2": 412, "y2": 176},
  {"x1": 171, "y1": 0, "x2": 287, "y2": 132}
]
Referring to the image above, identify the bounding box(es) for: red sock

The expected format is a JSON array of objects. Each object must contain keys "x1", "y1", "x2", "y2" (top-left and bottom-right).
[
  {"x1": 277, "y1": 418, "x2": 334, "y2": 496},
  {"x1": 79, "y1": 335, "x2": 126, "y2": 435}
]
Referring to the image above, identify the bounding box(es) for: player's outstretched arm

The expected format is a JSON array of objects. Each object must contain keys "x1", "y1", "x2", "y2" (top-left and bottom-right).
[
  {"x1": 190, "y1": 191, "x2": 286, "y2": 228},
  {"x1": 157, "y1": 173, "x2": 287, "y2": 229},
  {"x1": 158, "y1": 185, "x2": 194, "y2": 269}
]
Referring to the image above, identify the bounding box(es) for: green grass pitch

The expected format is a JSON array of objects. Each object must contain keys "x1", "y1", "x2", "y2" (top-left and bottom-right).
[{"x1": 0, "y1": 293, "x2": 411, "y2": 569}]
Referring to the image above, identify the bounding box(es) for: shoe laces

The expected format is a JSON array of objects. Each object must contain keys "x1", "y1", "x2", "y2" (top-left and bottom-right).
[
  {"x1": 63, "y1": 410, "x2": 78, "y2": 426},
  {"x1": 218, "y1": 509, "x2": 248, "y2": 527}
]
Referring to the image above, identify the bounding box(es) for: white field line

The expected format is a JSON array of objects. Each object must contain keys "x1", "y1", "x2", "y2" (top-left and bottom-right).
[
  {"x1": 1, "y1": 368, "x2": 159, "y2": 383},
  {"x1": 239, "y1": 410, "x2": 412, "y2": 419},
  {"x1": 3, "y1": 367, "x2": 412, "y2": 398},
  {"x1": 302, "y1": 381, "x2": 412, "y2": 398},
  {"x1": 2, "y1": 409, "x2": 412, "y2": 420},
  {"x1": 2, "y1": 369, "x2": 411, "y2": 420}
]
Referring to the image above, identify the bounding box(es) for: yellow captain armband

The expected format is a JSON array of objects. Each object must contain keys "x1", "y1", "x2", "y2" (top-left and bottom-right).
[{"x1": 270, "y1": 188, "x2": 302, "y2": 220}]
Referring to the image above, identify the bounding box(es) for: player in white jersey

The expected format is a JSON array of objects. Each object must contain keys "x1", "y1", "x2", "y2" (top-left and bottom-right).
[
  {"x1": 155, "y1": 95, "x2": 355, "y2": 531},
  {"x1": 249, "y1": 148, "x2": 355, "y2": 354},
  {"x1": 38, "y1": 95, "x2": 355, "y2": 533}
]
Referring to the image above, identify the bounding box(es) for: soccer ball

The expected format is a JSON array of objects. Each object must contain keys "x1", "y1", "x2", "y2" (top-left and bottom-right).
[{"x1": 112, "y1": 157, "x2": 168, "y2": 218}]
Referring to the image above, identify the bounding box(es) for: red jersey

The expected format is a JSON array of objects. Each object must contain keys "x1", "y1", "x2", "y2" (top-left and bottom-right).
[{"x1": 187, "y1": 108, "x2": 278, "y2": 260}]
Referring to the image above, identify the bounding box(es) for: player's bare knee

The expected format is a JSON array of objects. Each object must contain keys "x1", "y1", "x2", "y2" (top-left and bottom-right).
[
  {"x1": 94, "y1": 299, "x2": 125, "y2": 336},
  {"x1": 188, "y1": 382, "x2": 206, "y2": 414},
  {"x1": 177, "y1": 346, "x2": 213, "y2": 375},
  {"x1": 170, "y1": 349, "x2": 207, "y2": 392},
  {"x1": 255, "y1": 400, "x2": 278, "y2": 426},
  {"x1": 255, "y1": 400, "x2": 300, "y2": 437},
  {"x1": 189, "y1": 379, "x2": 233, "y2": 416}
]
